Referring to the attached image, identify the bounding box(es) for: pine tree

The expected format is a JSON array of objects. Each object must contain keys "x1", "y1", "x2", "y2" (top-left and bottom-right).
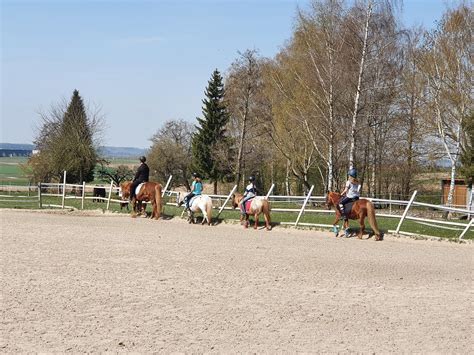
[
  {"x1": 29, "y1": 90, "x2": 100, "y2": 183},
  {"x1": 59, "y1": 89, "x2": 98, "y2": 182},
  {"x1": 192, "y1": 69, "x2": 231, "y2": 193}
]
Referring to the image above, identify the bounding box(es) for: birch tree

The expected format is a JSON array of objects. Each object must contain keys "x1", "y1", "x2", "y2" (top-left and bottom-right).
[{"x1": 421, "y1": 4, "x2": 472, "y2": 207}]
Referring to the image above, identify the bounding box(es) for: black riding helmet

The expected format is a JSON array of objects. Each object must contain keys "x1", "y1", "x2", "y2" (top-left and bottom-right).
[
  {"x1": 192, "y1": 172, "x2": 199, "y2": 178},
  {"x1": 248, "y1": 175, "x2": 255, "y2": 182},
  {"x1": 139, "y1": 156, "x2": 146, "y2": 163}
]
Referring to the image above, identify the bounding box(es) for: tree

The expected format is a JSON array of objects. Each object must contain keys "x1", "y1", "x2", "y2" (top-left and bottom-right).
[
  {"x1": 148, "y1": 119, "x2": 194, "y2": 189},
  {"x1": 28, "y1": 90, "x2": 102, "y2": 183},
  {"x1": 226, "y1": 49, "x2": 263, "y2": 188},
  {"x1": 459, "y1": 112, "x2": 473, "y2": 187},
  {"x1": 421, "y1": 4, "x2": 472, "y2": 208},
  {"x1": 192, "y1": 69, "x2": 231, "y2": 193},
  {"x1": 96, "y1": 163, "x2": 134, "y2": 186}
]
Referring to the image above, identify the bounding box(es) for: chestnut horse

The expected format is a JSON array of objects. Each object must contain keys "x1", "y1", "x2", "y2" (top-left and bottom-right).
[
  {"x1": 232, "y1": 193, "x2": 271, "y2": 231},
  {"x1": 120, "y1": 181, "x2": 162, "y2": 220},
  {"x1": 326, "y1": 191, "x2": 382, "y2": 240}
]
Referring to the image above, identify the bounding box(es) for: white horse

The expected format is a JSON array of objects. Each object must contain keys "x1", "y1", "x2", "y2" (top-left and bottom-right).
[{"x1": 177, "y1": 193, "x2": 213, "y2": 225}]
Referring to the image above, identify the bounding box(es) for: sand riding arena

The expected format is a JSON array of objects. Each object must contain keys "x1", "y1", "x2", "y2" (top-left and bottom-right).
[{"x1": 1, "y1": 209, "x2": 472, "y2": 352}]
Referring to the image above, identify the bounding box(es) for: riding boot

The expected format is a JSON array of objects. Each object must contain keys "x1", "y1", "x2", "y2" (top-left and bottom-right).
[{"x1": 339, "y1": 204, "x2": 345, "y2": 220}]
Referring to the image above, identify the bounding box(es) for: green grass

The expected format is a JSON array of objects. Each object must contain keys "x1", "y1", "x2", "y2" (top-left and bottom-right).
[
  {"x1": 1, "y1": 192, "x2": 472, "y2": 240},
  {"x1": 0, "y1": 157, "x2": 30, "y2": 186}
]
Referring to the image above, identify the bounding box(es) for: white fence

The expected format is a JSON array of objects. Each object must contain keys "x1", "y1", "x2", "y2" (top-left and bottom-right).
[{"x1": 1, "y1": 173, "x2": 473, "y2": 240}]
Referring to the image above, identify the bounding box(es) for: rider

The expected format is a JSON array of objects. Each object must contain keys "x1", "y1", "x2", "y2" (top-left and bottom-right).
[
  {"x1": 240, "y1": 175, "x2": 257, "y2": 215},
  {"x1": 180, "y1": 172, "x2": 203, "y2": 210},
  {"x1": 129, "y1": 156, "x2": 149, "y2": 202},
  {"x1": 339, "y1": 168, "x2": 360, "y2": 221}
]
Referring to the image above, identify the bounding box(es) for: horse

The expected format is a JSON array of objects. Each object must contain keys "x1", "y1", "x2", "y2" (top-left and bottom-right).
[
  {"x1": 232, "y1": 192, "x2": 271, "y2": 231},
  {"x1": 325, "y1": 191, "x2": 382, "y2": 240},
  {"x1": 177, "y1": 193, "x2": 213, "y2": 225},
  {"x1": 119, "y1": 181, "x2": 162, "y2": 220}
]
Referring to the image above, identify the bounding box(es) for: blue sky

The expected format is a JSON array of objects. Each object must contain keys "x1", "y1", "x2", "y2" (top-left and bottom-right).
[{"x1": 1, "y1": 0, "x2": 449, "y2": 148}]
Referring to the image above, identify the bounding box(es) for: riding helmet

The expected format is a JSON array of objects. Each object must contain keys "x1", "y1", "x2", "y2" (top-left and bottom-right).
[
  {"x1": 248, "y1": 175, "x2": 255, "y2": 182},
  {"x1": 139, "y1": 156, "x2": 146, "y2": 163},
  {"x1": 192, "y1": 172, "x2": 199, "y2": 178},
  {"x1": 348, "y1": 168, "x2": 357, "y2": 178}
]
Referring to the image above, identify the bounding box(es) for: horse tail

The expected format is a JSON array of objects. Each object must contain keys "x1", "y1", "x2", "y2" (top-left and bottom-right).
[
  {"x1": 154, "y1": 183, "x2": 162, "y2": 219},
  {"x1": 262, "y1": 199, "x2": 271, "y2": 230},
  {"x1": 206, "y1": 198, "x2": 212, "y2": 225},
  {"x1": 366, "y1": 201, "x2": 380, "y2": 237}
]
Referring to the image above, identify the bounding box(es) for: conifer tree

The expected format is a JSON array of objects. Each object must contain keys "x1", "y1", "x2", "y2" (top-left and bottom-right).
[
  {"x1": 29, "y1": 90, "x2": 101, "y2": 183},
  {"x1": 192, "y1": 69, "x2": 231, "y2": 193}
]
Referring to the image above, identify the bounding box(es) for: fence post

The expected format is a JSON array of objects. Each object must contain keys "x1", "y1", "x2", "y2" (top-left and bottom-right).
[
  {"x1": 468, "y1": 188, "x2": 473, "y2": 220},
  {"x1": 459, "y1": 218, "x2": 473, "y2": 240},
  {"x1": 106, "y1": 180, "x2": 113, "y2": 210},
  {"x1": 162, "y1": 175, "x2": 173, "y2": 197},
  {"x1": 217, "y1": 184, "x2": 238, "y2": 218},
  {"x1": 389, "y1": 192, "x2": 392, "y2": 215},
  {"x1": 265, "y1": 183, "x2": 275, "y2": 199},
  {"x1": 81, "y1": 181, "x2": 86, "y2": 209},
  {"x1": 61, "y1": 171, "x2": 67, "y2": 209},
  {"x1": 295, "y1": 185, "x2": 314, "y2": 227},
  {"x1": 395, "y1": 190, "x2": 417, "y2": 234},
  {"x1": 38, "y1": 183, "x2": 42, "y2": 209}
]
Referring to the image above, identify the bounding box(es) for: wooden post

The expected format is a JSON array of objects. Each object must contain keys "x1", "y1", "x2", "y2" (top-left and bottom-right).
[
  {"x1": 162, "y1": 175, "x2": 173, "y2": 197},
  {"x1": 81, "y1": 181, "x2": 86, "y2": 209},
  {"x1": 265, "y1": 183, "x2": 275, "y2": 199},
  {"x1": 61, "y1": 171, "x2": 67, "y2": 209},
  {"x1": 295, "y1": 185, "x2": 314, "y2": 227},
  {"x1": 38, "y1": 183, "x2": 42, "y2": 209},
  {"x1": 389, "y1": 192, "x2": 392, "y2": 215},
  {"x1": 106, "y1": 180, "x2": 113, "y2": 210},
  {"x1": 217, "y1": 185, "x2": 238, "y2": 218},
  {"x1": 395, "y1": 190, "x2": 417, "y2": 234},
  {"x1": 459, "y1": 218, "x2": 473, "y2": 240}
]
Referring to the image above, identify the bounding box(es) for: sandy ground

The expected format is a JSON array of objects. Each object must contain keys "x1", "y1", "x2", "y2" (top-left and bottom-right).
[{"x1": 1, "y1": 209, "x2": 472, "y2": 353}]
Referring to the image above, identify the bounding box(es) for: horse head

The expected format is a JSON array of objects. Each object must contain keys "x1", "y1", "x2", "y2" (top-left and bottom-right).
[
  {"x1": 119, "y1": 181, "x2": 131, "y2": 199},
  {"x1": 325, "y1": 191, "x2": 340, "y2": 210},
  {"x1": 232, "y1": 193, "x2": 243, "y2": 209}
]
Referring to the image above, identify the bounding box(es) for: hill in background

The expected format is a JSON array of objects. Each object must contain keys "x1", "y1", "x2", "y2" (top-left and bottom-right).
[{"x1": 0, "y1": 143, "x2": 146, "y2": 158}]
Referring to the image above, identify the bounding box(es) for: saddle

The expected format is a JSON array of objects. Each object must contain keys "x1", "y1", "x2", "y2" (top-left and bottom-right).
[
  {"x1": 188, "y1": 195, "x2": 199, "y2": 207},
  {"x1": 135, "y1": 183, "x2": 145, "y2": 196},
  {"x1": 341, "y1": 200, "x2": 355, "y2": 216},
  {"x1": 241, "y1": 197, "x2": 255, "y2": 213}
]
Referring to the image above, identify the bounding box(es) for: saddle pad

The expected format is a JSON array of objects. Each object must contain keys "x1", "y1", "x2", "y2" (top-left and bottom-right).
[
  {"x1": 343, "y1": 201, "x2": 354, "y2": 216},
  {"x1": 189, "y1": 195, "x2": 198, "y2": 206},
  {"x1": 241, "y1": 198, "x2": 254, "y2": 213},
  {"x1": 135, "y1": 183, "x2": 145, "y2": 196}
]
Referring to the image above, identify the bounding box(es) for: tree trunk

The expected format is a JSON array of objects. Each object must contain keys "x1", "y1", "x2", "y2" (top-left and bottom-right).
[{"x1": 349, "y1": 0, "x2": 373, "y2": 169}]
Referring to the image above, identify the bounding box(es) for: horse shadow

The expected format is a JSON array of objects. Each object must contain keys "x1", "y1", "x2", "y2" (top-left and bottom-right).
[{"x1": 337, "y1": 227, "x2": 385, "y2": 240}]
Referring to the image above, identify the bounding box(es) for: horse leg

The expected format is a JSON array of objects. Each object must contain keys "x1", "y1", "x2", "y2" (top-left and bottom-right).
[
  {"x1": 244, "y1": 214, "x2": 249, "y2": 228},
  {"x1": 254, "y1": 213, "x2": 259, "y2": 230},
  {"x1": 131, "y1": 198, "x2": 137, "y2": 218},
  {"x1": 264, "y1": 212, "x2": 271, "y2": 231},
  {"x1": 201, "y1": 209, "x2": 207, "y2": 225},
  {"x1": 358, "y1": 214, "x2": 365, "y2": 239}
]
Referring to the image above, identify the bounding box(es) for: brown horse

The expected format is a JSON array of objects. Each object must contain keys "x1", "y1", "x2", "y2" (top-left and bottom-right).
[
  {"x1": 120, "y1": 181, "x2": 162, "y2": 220},
  {"x1": 326, "y1": 191, "x2": 381, "y2": 240},
  {"x1": 232, "y1": 193, "x2": 272, "y2": 231}
]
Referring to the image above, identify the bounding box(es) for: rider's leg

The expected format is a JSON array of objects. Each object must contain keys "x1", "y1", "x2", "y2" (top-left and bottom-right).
[
  {"x1": 185, "y1": 193, "x2": 195, "y2": 210},
  {"x1": 129, "y1": 180, "x2": 139, "y2": 201},
  {"x1": 241, "y1": 195, "x2": 252, "y2": 215}
]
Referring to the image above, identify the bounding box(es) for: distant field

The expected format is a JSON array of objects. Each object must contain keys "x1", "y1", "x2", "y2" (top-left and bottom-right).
[{"x1": 0, "y1": 157, "x2": 30, "y2": 185}]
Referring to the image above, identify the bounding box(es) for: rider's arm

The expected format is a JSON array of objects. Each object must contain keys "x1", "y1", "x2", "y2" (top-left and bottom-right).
[{"x1": 340, "y1": 181, "x2": 350, "y2": 196}]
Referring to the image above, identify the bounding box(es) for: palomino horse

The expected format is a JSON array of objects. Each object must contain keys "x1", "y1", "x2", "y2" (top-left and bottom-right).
[
  {"x1": 177, "y1": 193, "x2": 213, "y2": 225},
  {"x1": 120, "y1": 181, "x2": 162, "y2": 220},
  {"x1": 232, "y1": 193, "x2": 271, "y2": 231},
  {"x1": 326, "y1": 191, "x2": 382, "y2": 240}
]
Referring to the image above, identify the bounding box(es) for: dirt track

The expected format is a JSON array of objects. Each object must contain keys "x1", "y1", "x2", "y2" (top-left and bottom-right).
[{"x1": 1, "y1": 209, "x2": 472, "y2": 353}]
